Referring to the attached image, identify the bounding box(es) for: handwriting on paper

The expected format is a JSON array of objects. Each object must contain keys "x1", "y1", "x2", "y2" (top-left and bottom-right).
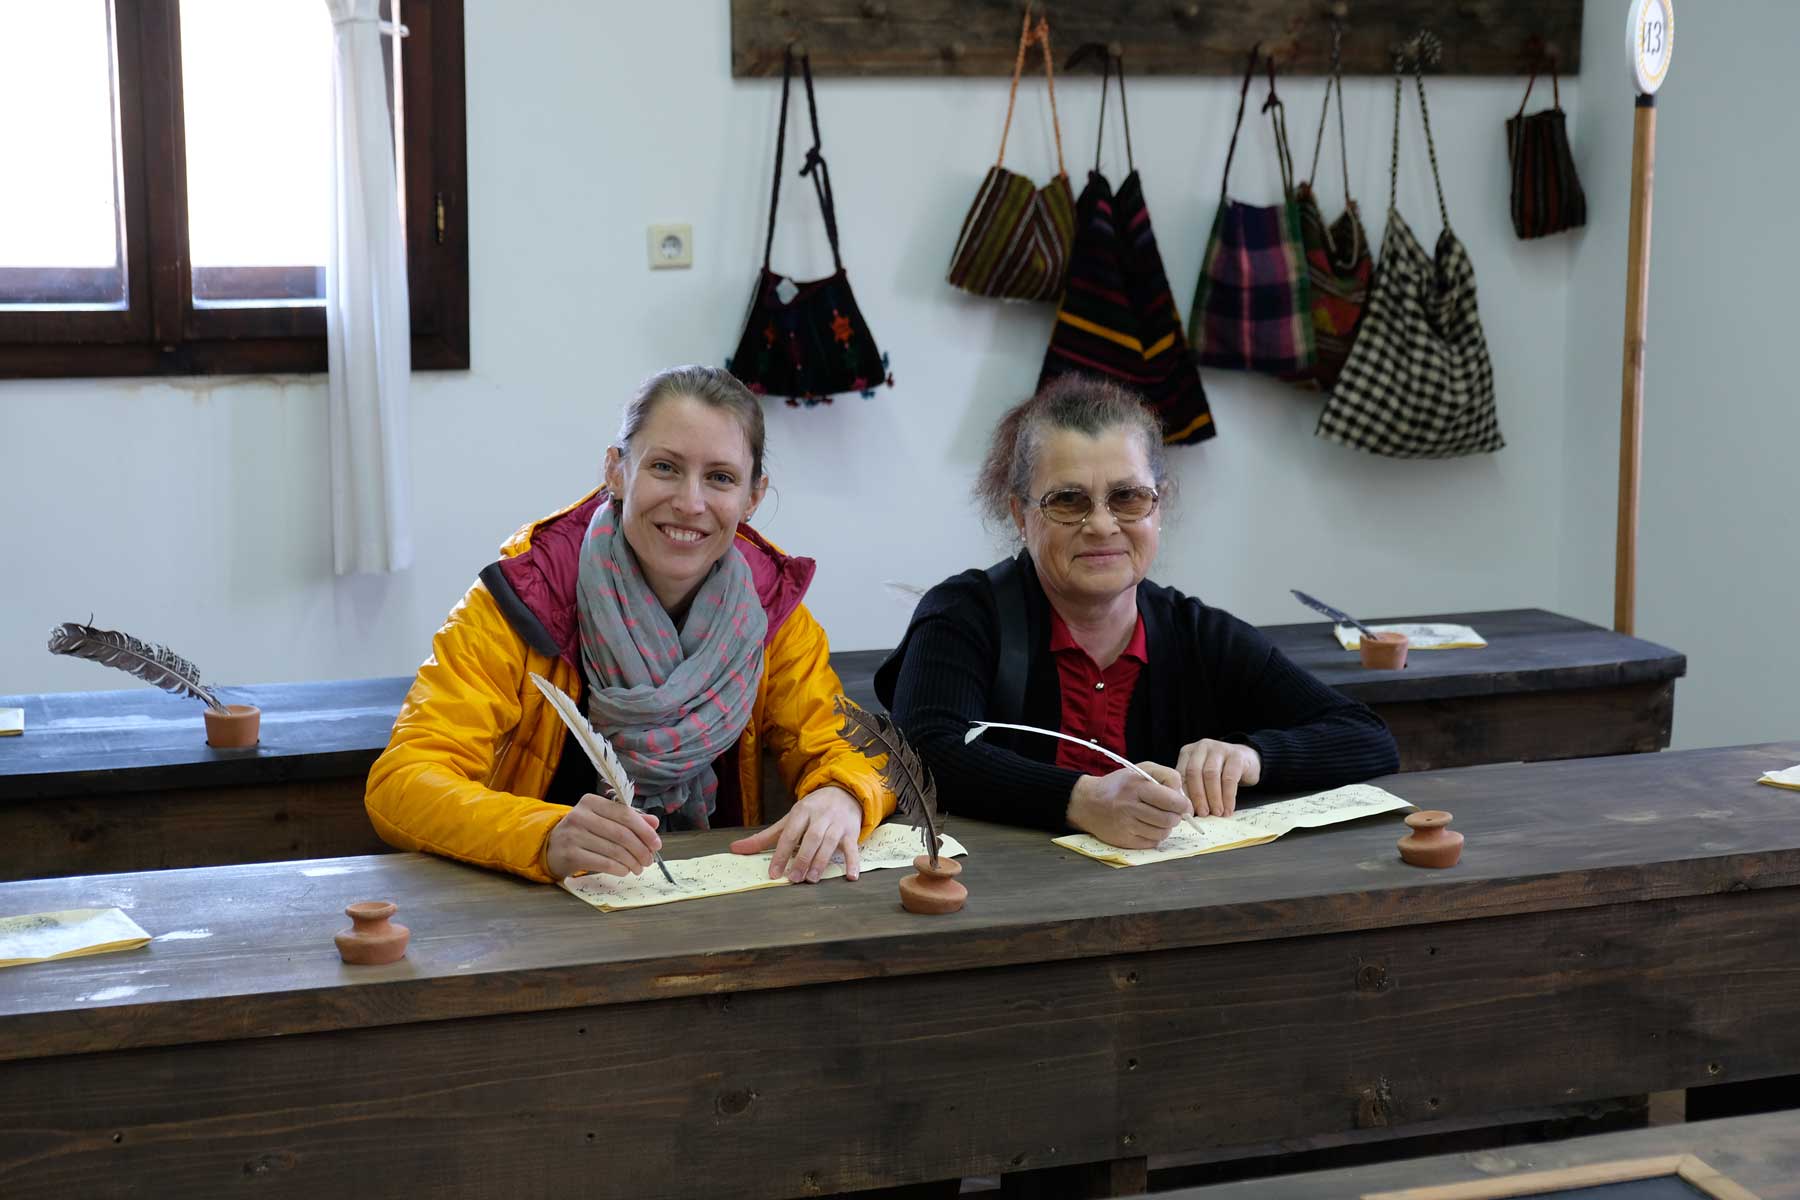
[
  {"x1": 562, "y1": 823, "x2": 968, "y2": 912},
  {"x1": 1054, "y1": 783, "x2": 1412, "y2": 868},
  {"x1": 1333, "y1": 623, "x2": 1486, "y2": 650}
]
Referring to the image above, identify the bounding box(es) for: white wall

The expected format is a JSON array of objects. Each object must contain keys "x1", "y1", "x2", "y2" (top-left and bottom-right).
[
  {"x1": 2, "y1": 1, "x2": 1581, "y2": 699},
  {"x1": 1562, "y1": 0, "x2": 1799, "y2": 749}
]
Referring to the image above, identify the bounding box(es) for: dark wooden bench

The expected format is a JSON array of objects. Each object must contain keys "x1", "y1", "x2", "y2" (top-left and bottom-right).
[
  {"x1": 2, "y1": 743, "x2": 1793, "y2": 1198},
  {"x1": 0, "y1": 608, "x2": 1684, "y2": 880}
]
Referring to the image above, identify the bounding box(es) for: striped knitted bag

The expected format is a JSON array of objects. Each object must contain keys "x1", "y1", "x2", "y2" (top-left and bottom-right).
[
  {"x1": 1506, "y1": 61, "x2": 1586, "y2": 239},
  {"x1": 1039, "y1": 53, "x2": 1213, "y2": 445},
  {"x1": 946, "y1": 8, "x2": 1075, "y2": 302},
  {"x1": 1282, "y1": 28, "x2": 1372, "y2": 392}
]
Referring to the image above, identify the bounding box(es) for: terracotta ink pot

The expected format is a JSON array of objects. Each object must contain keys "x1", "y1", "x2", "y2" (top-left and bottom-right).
[
  {"x1": 1359, "y1": 632, "x2": 1409, "y2": 671},
  {"x1": 1397, "y1": 810, "x2": 1463, "y2": 868},
  {"x1": 898, "y1": 855, "x2": 967, "y2": 915},
  {"x1": 334, "y1": 900, "x2": 411, "y2": 965},
  {"x1": 204, "y1": 704, "x2": 261, "y2": 748}
]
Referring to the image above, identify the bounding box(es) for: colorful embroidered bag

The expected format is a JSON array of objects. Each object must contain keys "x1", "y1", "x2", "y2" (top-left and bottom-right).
[{"x1": 728, "y1": 49, "x2": 890, "y2": 406}]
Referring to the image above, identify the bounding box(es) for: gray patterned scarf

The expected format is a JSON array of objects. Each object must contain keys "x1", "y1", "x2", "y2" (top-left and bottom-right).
[{"x1": 575, "y1": 501, "x2": 767, "y2": 827}]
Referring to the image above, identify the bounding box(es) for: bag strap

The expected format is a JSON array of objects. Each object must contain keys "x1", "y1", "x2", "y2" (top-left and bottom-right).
[
  {"x1": 1093, "y1": 50, "x2": 1135, "y2": 175},
  {"x1": 1514, "y1": 52, "x2": 1562, "y2": 119},
  {"x1": 984, "y1": 554, "x2": 1029, "y2": 727},
  {"x1": 996, "y1": 4, "x2": 1067, "y2": 177},
  {"x1": 1261, "y1": 55, "x2": 1297, "y2": 198},
  {"x1": 1388, "y1": 32, "x2": 1451, "y2": 231},
  {"x1": 1218, "y1": 45, "x2": 1260, "y2": 203},
  {"x1": 762, "y1": 48, "x2": 843, "y2": 272},
  {"x1": 1306, "y1": 21, "x2": 1353, "y2": 204}
]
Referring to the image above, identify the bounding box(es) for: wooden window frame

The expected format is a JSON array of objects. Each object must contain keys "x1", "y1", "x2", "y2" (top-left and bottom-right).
[{"x1": 0, "y1": 0, "x2": 468, "y2": 379}]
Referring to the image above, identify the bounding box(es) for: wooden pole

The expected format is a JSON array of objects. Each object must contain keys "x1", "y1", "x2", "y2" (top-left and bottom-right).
[{"x1": 1614, "y1": 95, "x2": 1657, "y2": 636}]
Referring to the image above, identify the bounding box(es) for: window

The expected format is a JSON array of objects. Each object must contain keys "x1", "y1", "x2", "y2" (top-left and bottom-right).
[{"x1": 0, "y1": 0, "x2": 467, "y2": 378}]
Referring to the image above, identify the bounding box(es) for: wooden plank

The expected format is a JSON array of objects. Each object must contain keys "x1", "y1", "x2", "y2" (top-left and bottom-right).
[
  {"x1": 1158, "y1": 1110, "x2": 1800, "y2": 1198},
  {"x1": 4, "y1": 886, "x2": 1795, "y2": 1197},
  {"x1": 729, "y1": 0, "x2": 1585, "y2": 78},
  {"x1": 0, "y1": 778, "x2": 385, "y2": 883},
  {"x1": 4, "y1": 742, "x2": 1800, "y2": 1062},
  {"x1": 1378, "y1": 681, "x2": 1674, "y2": 772}
]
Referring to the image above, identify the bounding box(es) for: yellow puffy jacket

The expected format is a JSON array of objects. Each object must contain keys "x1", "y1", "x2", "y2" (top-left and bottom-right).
[{"x1": 365, "y1": 489, "x2": 892, "y2": 882}]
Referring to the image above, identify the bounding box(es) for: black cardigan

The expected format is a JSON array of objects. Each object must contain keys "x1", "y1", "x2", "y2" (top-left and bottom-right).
[{"x1": 874, "y1": 555, "x2": 1400, "y2": 831}]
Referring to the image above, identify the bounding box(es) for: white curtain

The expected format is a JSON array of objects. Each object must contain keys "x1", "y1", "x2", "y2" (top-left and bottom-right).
[{"x1": 325, "y1": 0, "x2": 413, "y2": 574}]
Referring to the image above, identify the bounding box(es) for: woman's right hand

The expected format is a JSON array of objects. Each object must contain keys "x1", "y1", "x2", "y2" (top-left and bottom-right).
[
  {"x1": 1066, "y1": 764, "x2": 1194, "y2": 849},
  {"x1": 545, "y1": 793, "x2": 663, "y2": 878}
]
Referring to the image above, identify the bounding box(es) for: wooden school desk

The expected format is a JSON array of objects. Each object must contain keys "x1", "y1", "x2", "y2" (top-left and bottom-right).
[
  {"x1": 2, "y1": 741, "x2": 1792, "y2": 1198},
  {"x1": 0, "y1": 609, "x2": 1685, "y2": 881},
  {"x1": 1161, "y1": 1109, "x2": 1800, "y2": 1199}
]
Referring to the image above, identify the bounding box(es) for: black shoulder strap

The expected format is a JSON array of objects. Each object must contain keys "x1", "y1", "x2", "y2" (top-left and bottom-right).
[{"x1": 984, "y1": 554, "x2": 1029, "y2": 726}]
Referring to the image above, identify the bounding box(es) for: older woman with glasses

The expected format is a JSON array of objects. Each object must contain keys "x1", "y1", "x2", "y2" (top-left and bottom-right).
[{"x1": 875, "y1": 375, "x2": 1398, "y2": 849}]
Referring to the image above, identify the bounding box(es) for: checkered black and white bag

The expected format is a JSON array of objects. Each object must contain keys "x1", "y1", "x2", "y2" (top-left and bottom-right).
[{"x1": 1316, "y1": 37, "x2": 1503, "y2": 459}]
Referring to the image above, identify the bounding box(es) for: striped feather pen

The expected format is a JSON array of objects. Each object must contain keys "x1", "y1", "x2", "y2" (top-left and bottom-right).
[
  {"x1": 834, "y1": 696, "x2": 945, "y2": 866},
  {"x1": 47, "y1": 621, "x2": 229, "y2": 712}
]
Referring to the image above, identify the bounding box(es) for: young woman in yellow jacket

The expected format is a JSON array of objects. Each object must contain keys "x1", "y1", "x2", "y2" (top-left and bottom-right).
[{"x1": 365, "y1": 365, "x2": 893, "y2": 885}]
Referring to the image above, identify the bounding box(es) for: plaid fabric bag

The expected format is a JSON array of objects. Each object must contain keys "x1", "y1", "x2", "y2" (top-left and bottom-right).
[
  {"x1": 727, "y1": 50, "x2": 890, "y2": 406},
  {"x1": 1039, "y1": 52, "x2": 1214, "y2": 445},
  {"x1": 946, "y1": 7, "x2": 1075, "y2": 302},
  {"x1": 1506, "y1": 59, "x2": 1586, "y2": 239},
  {"x1": 1282, "y1": 27, "x2": 1372, "y2": 392},
  {"x1": 1189, "y1": 52, "x2": 1314, "y2": 375},
  {"x1": 1317, "y1": 37, "x2": 1503, "y2": 458}
]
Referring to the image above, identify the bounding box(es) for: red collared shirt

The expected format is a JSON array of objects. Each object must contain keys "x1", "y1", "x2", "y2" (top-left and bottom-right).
[{"x1": 1048, "y1": 608, "x2": 1148, "y2": 776}]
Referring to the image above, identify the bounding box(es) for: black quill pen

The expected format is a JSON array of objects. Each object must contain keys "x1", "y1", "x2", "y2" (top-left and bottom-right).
[
  {"x1": 1289, "y1": 591, "x2": 1382, "y2": 643},
  {"x1": 48, "y1": 621, "x2": 229, "y2": 712},
  {"x1": 833, "y1": 696, "x2": 943, "y2": 866}
]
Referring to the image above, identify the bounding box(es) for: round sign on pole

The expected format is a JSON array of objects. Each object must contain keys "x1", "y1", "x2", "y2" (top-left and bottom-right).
[{"x1": 1627, "y1": 0, "x2": 1674, "y2": 94}]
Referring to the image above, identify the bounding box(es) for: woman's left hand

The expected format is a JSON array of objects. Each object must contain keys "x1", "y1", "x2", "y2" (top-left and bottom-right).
[
  {"x1": 1177, "y1": 740, "x2": 1262, "y2": 817},
  {"x1": 729, "y1": 786, "x2": 865, "y2": 883}
]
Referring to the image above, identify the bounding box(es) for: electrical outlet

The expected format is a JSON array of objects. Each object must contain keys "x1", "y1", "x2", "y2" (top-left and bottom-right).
[{"x1": 648, "y1": 223, "x2": 693, "y2": 269}]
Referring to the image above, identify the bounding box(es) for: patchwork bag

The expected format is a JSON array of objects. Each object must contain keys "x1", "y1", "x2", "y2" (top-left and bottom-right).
[
  {"x1": 1283, "y1": 25, "x2": 1373, "y2": 392},
  {"x1": 1189, "y1": 52, "x2": 1315, "y2": 375},
  {"x1": 728, "y1": 49, "x2": 890, "y2": 406},
  {"x1": 1506, "y1": 57, "x2": 1587, "y2": 239},
  {"x1": 1316, "y1": 36, "x2": 1503, "y2": 458},
  {"x1": 1038, "y1": 51, "x2": 1214, "y2": 445},
  {"x1": 945, "y1": 6, "x2": 1076, "y2": 302}
]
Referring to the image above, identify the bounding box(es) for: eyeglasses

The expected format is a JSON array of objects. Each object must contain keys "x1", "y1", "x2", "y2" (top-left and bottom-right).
[{"x1": 1035, "y1": 485, "x2": 1160, "y2": 526}]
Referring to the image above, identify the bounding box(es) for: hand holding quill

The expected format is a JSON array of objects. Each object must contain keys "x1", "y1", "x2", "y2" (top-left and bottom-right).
[{"x1": 530, "y1": 673, "x2": 676, "y2": 886}]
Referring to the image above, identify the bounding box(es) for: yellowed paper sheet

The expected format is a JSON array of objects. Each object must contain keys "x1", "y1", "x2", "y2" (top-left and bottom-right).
[
  {"x1": 1054, "y1": 783, "x2": 1413, "y2": 868},
  {"x1": 1759, "y1": 764, "x2": 1800, "y2": 791},
  {"x1": 0, "y1": 707, "x2": 22, "y2": 736},
  {"x1": 0, "y1": 907, "x2": 152, "y2": 968},
  {"x1": 562, "y1": 823, "x2": 968, "y2": 911},
  {"x1": 1333, "y1": 623, "x2": 1487, "y2": 651}
]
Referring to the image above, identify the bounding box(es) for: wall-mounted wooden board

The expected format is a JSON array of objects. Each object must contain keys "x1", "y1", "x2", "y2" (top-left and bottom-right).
[{"x1": 731, "y1": 0, "x2": 1583, "y2": 78}]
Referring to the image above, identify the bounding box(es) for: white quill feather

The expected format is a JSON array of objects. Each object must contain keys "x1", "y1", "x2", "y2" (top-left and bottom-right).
[
  {"x1": 530, "y1": 672, "x2": 636, "y2": 805},
  {"x1": 530, "y1": 672, "x2": 675, "y2": 883},
  {"x1": 965, "y1": 720, "x2": 1203, "y2": 828}
]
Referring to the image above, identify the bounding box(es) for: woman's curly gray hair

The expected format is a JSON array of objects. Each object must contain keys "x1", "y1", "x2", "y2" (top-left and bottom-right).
[{"x1": 973, "y1": 375, "x2": 1170, "y2": 527}]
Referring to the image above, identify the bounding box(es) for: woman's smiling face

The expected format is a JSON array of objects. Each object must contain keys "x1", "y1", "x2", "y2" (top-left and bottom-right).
[
  {"x1": 604, "y1": 393, "x2": 766, "y2": 614},
  {"x1": 1012, "y1": 425, "x2": 1160, "y2": 610}
]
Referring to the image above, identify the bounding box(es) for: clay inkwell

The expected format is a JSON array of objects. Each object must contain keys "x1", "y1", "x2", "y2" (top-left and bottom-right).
[
  {"x1": 47, "y1": 620, "x2": 260, "y2": 746},
  {"x1": 335, "y1": 900, "x2": 411, "y2": 964},
  {"x1": 1291, "y1": 590, "x2": 1409, "y2": 671},
  {"x1": 833, "y1": 696, "x2": 965, "y2": 915},
  {"x1": 1397, "y1": 811, "x2": 1463, "y2": 868}
]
